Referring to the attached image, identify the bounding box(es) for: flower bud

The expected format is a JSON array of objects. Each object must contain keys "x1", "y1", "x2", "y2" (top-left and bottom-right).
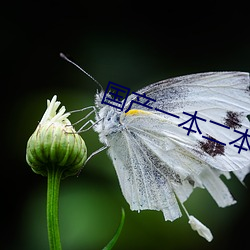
[{"x1": 26, "y1": 95, "x2": 87, "y2": 178}]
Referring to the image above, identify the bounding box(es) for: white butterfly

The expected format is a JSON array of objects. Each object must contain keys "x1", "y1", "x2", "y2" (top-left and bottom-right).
[
  {"x1": 60, "y1": 53, "x2": 250, "y2": 242},
  {"x1": 89, "y1": 72, "x2": 250, "y2": 241}
]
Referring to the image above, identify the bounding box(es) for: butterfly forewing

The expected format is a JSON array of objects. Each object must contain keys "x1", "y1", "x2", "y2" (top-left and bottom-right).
[{"x1": 122, "y1": 72, "x2": 250, "y2": 172}]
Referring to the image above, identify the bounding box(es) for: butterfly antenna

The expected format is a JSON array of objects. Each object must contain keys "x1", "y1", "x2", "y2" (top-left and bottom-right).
[{"x1": 60, "y1": 53, "x2": 103, "y2": 92}]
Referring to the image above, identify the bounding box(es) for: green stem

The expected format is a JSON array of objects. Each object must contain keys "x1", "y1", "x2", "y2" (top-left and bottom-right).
[{"x1": 47, "y1": 165, "x2": 63, "y2": 250}]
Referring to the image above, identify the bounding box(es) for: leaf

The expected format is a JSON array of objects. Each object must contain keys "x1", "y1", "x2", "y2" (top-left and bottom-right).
[{"x1": 102, "y1": 208, "x2": 125, "y2": 250}]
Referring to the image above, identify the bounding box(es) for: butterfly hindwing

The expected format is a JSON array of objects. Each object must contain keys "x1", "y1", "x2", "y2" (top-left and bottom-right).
[
  {"x1": 107, "y1": 111, "x2": 237, "y2": 221},
  {"x1": 107, "y1": 119, "x2": 182, "y2": 221}
]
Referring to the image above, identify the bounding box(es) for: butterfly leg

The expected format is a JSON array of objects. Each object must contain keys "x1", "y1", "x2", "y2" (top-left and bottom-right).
[
  {"x1": 77, "y1": 145, "x2": 108, "y2": 176},
  {"x1": 85, "y1": 145, "x2": 108, "y2": 165},
  {"x1": 70, "y1": 106, "x2": 96, "y2": 125},
  {"x1": 77, "y1": 119, "x2": 99, "y2": 132},
  {"x1": 68, "y1": 106, "x2": 101, "y2": 132}
]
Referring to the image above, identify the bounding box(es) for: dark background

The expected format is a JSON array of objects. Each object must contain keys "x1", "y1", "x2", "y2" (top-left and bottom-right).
[{"x1": 2, "y1": 1, "x2": 250, "y2": 250}]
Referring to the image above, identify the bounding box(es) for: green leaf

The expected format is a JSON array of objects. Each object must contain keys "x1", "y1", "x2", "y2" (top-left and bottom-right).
[{"x1": 102, "y1": 208, "x2": 125, "y2": 250}]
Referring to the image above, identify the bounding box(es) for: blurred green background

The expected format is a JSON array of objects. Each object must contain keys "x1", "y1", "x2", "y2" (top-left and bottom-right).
[{"x1": 2, "y1": 1, "x2": 250, "y2": 250}]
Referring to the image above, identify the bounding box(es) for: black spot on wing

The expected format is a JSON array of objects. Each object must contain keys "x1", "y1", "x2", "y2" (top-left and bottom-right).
[
  {"x1": 246, "y1": 84, "x2": 250, "y2": 94},
  {"x1": 224, "y1": 111, "x2": 242, "y2": 129},
  {"x1": 199, "y1": 136, "x2": 225, "y2": 157},
  {"x1": 186, "y1": 177, "x2": 195, "y2": 186}
]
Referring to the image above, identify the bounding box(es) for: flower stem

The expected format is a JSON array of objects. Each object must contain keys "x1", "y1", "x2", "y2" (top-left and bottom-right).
[{"x1": 47, "y1": 165, "x2": 63, "y2": 250}]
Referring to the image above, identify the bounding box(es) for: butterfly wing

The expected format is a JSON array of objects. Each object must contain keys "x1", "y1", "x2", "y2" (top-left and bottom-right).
[
  {"x1": 107, "y1": 116, "x2": 182, "y2": 221},
  {"x1": 126, "y1": 72, "x2": 249, "y2": 115},
  {"x1": 107, "y1": 111, "x2": 236, "y2": 221},
  {"x1": 124, "y1": 72, "x2": 250, "y2": 173},
  {"x1": 102, "y1": 72, "x2": 249, "y2": 222}
]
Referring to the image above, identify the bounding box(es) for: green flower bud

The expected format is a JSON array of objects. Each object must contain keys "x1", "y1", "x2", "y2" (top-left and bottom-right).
[{"x1": 26, "y1": 95, "x2": 87, "y2": 178}]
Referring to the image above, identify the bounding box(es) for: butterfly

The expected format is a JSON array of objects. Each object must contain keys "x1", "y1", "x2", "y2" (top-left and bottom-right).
[
  {"x1": 61, "y1": 55, "x2": 250, "y2": 241},
  {"x1": 92, "y1": 72, "x2": 250, "y2": 241}
]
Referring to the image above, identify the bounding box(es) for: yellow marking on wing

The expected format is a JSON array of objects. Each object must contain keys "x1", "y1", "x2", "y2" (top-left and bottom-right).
[{"x1": 125, "y1": 109, "x2": 152, "y2": 116}]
